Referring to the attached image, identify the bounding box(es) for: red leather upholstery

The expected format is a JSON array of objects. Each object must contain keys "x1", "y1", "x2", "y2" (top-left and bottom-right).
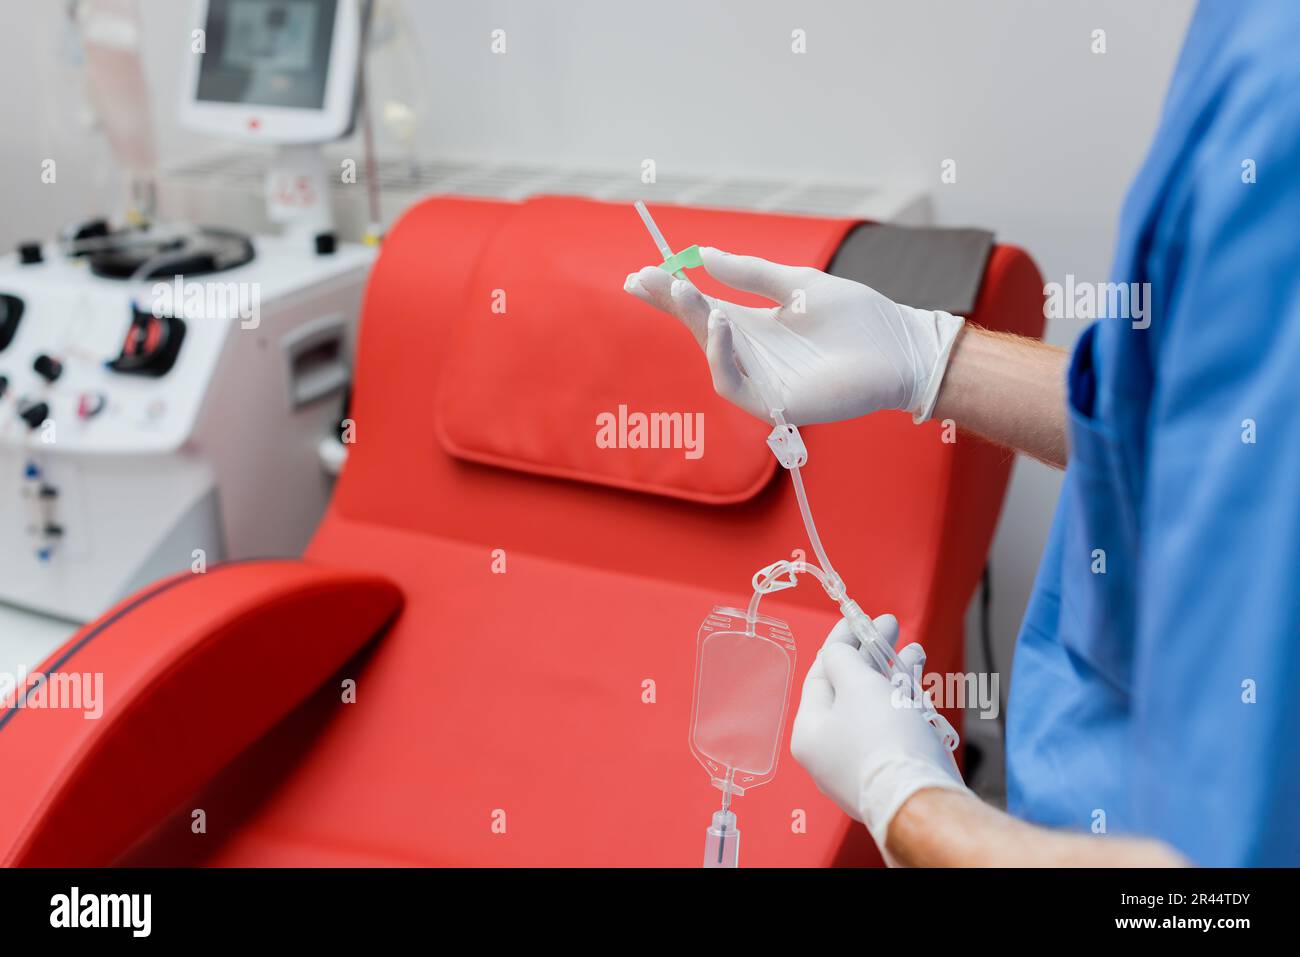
[
  {"x1": 5, "y1": 196, "x2": 1044, "y2": 867},
  {"x1": 0, "y1": 562, "x2": 401, "y2": 866}
]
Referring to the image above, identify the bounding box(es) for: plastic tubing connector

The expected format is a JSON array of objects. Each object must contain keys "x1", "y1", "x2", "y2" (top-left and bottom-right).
[{"x1": 703, "y1": 810, "x2": 740, "y2": 868}]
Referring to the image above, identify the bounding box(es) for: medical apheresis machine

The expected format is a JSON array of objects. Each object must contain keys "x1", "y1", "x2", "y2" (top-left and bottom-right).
[{"x1": 0, "y1": 0, "x2": 374, "y2": 668}]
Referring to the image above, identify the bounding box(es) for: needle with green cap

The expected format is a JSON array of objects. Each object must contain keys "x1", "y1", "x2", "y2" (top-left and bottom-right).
[{"x1": 634, "y1": 200, "x2": 702, "y2": 279}]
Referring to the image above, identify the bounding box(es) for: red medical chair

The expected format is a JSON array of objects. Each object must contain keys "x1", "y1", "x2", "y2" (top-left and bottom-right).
[{"x1": 0, "y1": 196, "x2": 1044, "y2": 867}]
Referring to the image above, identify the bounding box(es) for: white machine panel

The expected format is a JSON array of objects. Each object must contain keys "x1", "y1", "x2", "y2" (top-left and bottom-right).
[
  {"x1": 0, "y1": 239, "x2": 370, "y2": 454},
  {"x1": 0, "y1": 234, "x2": 373, "y2": 645}
]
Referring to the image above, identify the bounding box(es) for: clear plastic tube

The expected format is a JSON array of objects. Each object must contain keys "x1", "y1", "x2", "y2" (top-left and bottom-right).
[
  {"x1": 788, "y1": 464, "x2": 845, "y2": 601},
  {"x1": 634, "y1": 201, "x2": 674, "y2": 262}
]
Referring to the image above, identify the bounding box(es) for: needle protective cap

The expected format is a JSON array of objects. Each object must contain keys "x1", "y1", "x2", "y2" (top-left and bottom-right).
[{"x1": 658, "y1": 244, "x2": 703, "y2": 275}]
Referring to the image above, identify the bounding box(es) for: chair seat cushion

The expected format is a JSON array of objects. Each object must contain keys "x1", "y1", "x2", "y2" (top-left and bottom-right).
[{"x1": 142, "y1": 519, "x2": 876, "y2": 867}]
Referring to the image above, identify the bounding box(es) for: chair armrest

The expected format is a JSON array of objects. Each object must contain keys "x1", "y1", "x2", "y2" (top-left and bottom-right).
[{"x1": 0, "y1": 560, "x2": 402, "y2": 866}]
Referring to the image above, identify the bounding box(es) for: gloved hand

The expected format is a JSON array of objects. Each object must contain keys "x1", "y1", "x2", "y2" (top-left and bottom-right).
[
  {"x1": 623, "y1": 247, "x2": 963, "y2": 425},
  {"x1": 790, "y1": 615, "x2": 970, "y2": 858}
]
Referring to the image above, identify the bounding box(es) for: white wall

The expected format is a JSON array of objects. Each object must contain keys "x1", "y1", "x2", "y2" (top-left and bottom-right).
[{"x1": 0, "y1": 0, "x2": 1194, "y2": 709}]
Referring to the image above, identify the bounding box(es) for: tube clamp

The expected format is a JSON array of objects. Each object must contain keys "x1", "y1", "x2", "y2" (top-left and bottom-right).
[{"x1": 766, "y1": 423, "x2": 807, "y2": 469}]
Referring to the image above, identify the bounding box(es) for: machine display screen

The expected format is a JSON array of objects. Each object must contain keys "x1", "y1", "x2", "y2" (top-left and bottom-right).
[{"x1": 195, "y1": 0, "x2": 337, "y2": 110}]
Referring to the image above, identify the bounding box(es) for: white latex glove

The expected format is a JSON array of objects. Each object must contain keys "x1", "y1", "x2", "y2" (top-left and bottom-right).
[
  {"x1": 790, "y1": 615, "x2": 970, "y2": 859},
  {"x1": 624, "y1": 247, "x2": 963, "y2": 424}
]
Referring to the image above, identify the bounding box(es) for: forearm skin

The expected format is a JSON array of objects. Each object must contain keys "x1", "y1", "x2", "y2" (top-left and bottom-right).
[
  {"x1": 887, "y1": 788, "x2": 1187, "y2": 867},
  {"x1": 932, "y1": 325, "x2": 1070, "y2": 469}
]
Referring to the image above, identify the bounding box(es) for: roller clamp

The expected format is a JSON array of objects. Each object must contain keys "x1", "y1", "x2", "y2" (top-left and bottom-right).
[{"x1": 766, "y1": 423, "x2": 807, "y2": 469}]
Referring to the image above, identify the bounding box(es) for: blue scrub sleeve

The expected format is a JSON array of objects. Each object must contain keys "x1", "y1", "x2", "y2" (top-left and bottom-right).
[{"x1": 1131, "y1": 83, "x2": 1300, "y2": 865}]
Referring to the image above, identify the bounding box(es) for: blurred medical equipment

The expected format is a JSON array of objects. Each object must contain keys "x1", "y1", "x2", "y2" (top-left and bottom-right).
[
  {"x1": 75, "y1": 0, "x2": 158, "y2": 223},
  {"x1": 363, "y1": 0, "x2": 428, "y2": 179},
  {"x1": 180, "y1": 0, "x2": 369, "y2": 240},
  {"x1": 162, "y1": 0, "x2": 455, "y2": 242},
  {"x1": 0, "y1": 0, "x2": 374, "y2": 674},
  {"x1": 634, "y1": 202, "x2": 958, "y2": 866}
]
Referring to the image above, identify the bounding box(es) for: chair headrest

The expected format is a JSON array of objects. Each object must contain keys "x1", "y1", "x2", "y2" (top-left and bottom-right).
[{"x1": 436, "y1": 196, "x2": 857, "y2": 504}]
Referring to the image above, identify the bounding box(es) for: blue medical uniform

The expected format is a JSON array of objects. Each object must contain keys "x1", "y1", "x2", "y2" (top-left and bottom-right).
[{"x1": 1006, "y1": 1, "x2": 1300, "y2": 866}]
